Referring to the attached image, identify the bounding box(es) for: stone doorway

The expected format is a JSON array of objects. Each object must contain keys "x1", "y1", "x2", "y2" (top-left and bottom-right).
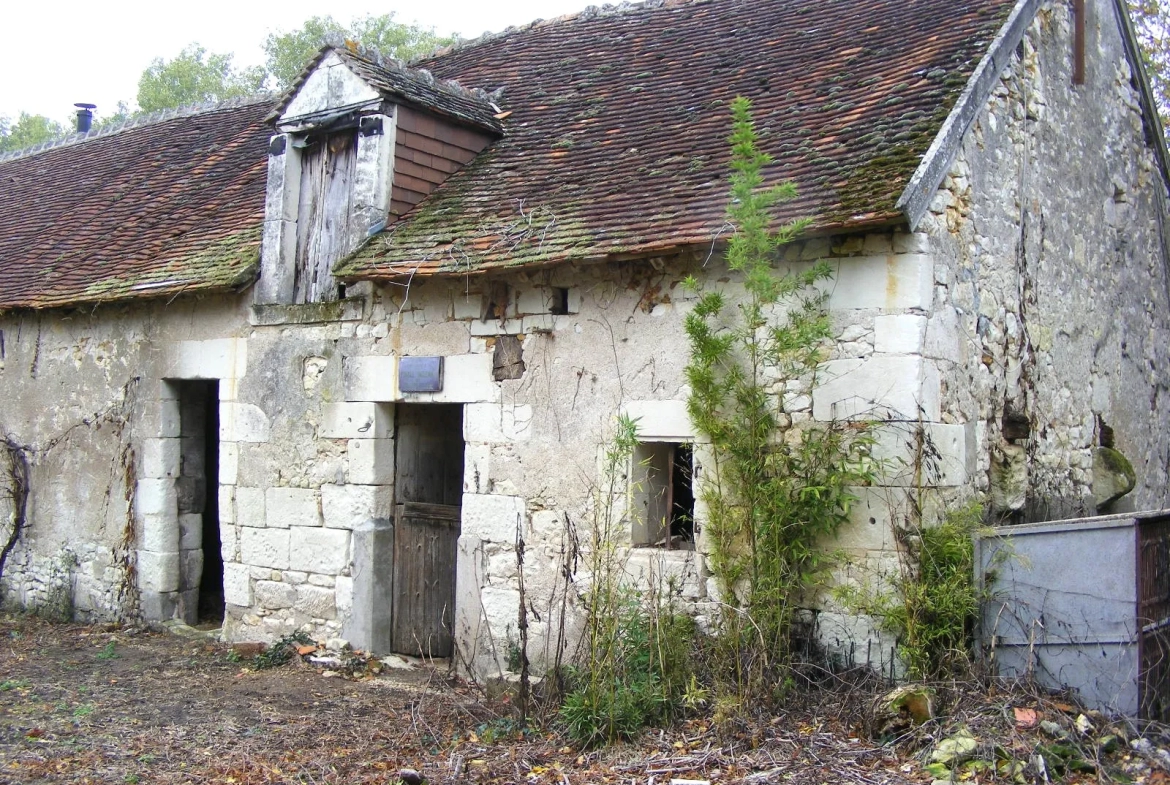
[{"x1": 175, "y1": 380, "x2": 223, "y2": 626}]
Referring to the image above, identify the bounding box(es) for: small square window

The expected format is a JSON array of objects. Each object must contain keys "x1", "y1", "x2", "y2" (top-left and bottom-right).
[
  {"x1": 550, "y1": 287, "x2": 571, "y2": 315},
  {"x1": 631, "y1": 442, "x2": 695, "y2": 549}
]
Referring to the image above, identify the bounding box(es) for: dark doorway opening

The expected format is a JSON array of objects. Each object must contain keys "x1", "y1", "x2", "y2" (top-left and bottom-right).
[
  {"x1": 176, "y1": 380, "x2": 223, "y2": 626},
  {"x1": 391, "y1": 404, "x2": 465, "y2": 657}
]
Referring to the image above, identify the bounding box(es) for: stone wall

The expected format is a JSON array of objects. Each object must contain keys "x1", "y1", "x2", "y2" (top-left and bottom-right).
[{"x1": 922, "y1": 0, "x2": 1170, "y2": 522}]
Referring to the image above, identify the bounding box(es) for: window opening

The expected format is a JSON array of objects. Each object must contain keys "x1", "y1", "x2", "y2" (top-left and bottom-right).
[
  {"x1": 550, "y1": 287, "x2": 571, "y2": 315},
  {"x1": 632, "y1": 442, "x2": 695, "y2": 549}
]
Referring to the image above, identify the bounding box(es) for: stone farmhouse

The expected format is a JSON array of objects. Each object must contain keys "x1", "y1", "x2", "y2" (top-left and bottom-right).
[{"x1": 2, "y1": 0, "x2": 1169, "y2": 678}]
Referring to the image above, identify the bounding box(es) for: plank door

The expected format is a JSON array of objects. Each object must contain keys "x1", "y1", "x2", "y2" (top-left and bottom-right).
[
  {"x1": 392, "y1": 501, "x2": 460, "y2": 656},
  {"x1": 391, "y1": 404, "x2": 465, "y2": 658},
  {"x1": 294, "y1": 130, "x2": 357, "y2": 303}
]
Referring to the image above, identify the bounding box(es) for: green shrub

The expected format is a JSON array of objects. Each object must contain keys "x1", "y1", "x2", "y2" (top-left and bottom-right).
[{"x1": 839, "y1": 502, "x2": 984, "y2": 679}]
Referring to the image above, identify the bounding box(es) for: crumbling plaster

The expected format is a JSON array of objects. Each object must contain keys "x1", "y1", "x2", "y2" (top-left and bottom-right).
[{"x1": 920, "y1": 0, "x2": 1170, "y2": 521}]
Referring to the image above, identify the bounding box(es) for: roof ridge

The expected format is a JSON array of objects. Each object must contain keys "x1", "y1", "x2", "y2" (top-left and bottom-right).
[
  {"x1": 419, "y1": 0, "x2": 694, "y2": 61},
  {"x1": 0, "y1": 94, "x2": 274, "y2": 164},
  {"x1": 330, "y1": 40, "x2": 503, "y2": 106}
]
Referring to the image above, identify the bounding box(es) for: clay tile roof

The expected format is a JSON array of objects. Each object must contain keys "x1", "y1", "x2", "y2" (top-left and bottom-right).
[
  {"x1": 0, "y1": 98, "x2": 271, "y2": 311},
  {"x1": 339, "y1": 0, "x2": 1015, "y2": 280}
]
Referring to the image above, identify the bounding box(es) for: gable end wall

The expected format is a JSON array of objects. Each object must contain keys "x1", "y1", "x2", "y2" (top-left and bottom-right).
[{"x1": 923, "y1": 0, "x2": 1170, "y2": 520}]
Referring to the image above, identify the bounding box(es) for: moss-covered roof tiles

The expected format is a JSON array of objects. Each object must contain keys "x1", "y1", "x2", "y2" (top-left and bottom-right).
[
  {"x1": 0, "y1": 99, "x2": 271, "y2": 311},
  {"x1": 339, "y1": 0, "x2": 1015, "y2": 280}
]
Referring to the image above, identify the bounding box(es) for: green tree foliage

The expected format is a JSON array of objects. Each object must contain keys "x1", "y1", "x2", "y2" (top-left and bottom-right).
[
  {"x1": 1130, "y1": 0, "x2": 1170, "y2": 124},
  {"x1": 263, "y1": 14, "x2": 454, "y2": 88},
  {"x1": 0, "y1": 113, "x2": 67, "y2": 154},
  {"x1": 137, "y1": 45, "x2": 267, "y2": 113},
  {"x1": 684, "y1": 97, "x2": 875, "y2": 700}
]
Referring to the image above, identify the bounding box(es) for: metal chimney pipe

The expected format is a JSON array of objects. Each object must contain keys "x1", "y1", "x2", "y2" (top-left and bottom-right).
[{"x1": 74, "y1": 103, "x2": 96, "y2": 133}]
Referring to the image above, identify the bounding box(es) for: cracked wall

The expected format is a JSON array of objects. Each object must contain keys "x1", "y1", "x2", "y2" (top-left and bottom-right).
[{"x1": 922, "y1": 0, "x2": 1170, "y2": 522}]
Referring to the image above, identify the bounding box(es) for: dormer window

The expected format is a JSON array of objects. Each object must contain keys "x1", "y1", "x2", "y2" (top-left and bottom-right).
[
  {"x1": 293, "y1": 129, "x2": 358, "y2": 303},
  {"x1": 255, "y1": 46, "x2": 503, "y2": 308}
]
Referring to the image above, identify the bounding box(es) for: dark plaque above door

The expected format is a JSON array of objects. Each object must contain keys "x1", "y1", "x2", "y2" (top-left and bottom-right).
[{"x1": 399, "y1": 356, "x2": 444, "y2": 393}]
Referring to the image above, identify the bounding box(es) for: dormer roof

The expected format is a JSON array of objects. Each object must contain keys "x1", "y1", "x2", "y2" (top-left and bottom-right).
[{"x1": 271, "y1": 44, "x2": 504, "y2": 135}]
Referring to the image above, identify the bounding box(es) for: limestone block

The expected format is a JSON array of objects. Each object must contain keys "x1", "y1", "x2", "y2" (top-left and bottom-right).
[
  {"x1": 283, "y1": 570, "x2": 308, "y2": 584},
  {"x1": 219, "y1": 442, "x2": 239, "y2": 485},
  {"x1": 516, "y1": 287, "x2": 551, "y2": 315},
  {"x1": 236, "y1": 487, "x2": 266, "y2": 528},
  {"x1": 462, "y1": 493, "x2": 525, "y2": 544},
  {"x1": 874, "y1": 314, "x2": 928, "y2": 355},
  {"x1": 464, "y1": 403, "x2": 534, "y2": 443},
  {"x1": 180, "y1": 549, "x2": 204, "y2": 591},
  {"x1": 812, "y1": 356, "x2": 940, "y2": 421},
  {"x1": 320, "y1": 401, "x2": 393, "y2": 439},
  {"x1": 990, "y1": 443, "x2": 1028, "y2": 513},
  {"x1": 924, "y1": 307, "x2": 963, "y2": 361},
  {"x1": 141, "y1": 438, "x2": 181, "y2": 479},
  {"x1": 828, "y1": 487, "x2": 901, "y2": 552},
  {"x1": 220, "y1": 523, "x2": 240, "y2": 562},
  {"x1": 820, "y1": 254, "x2": 934, "y2": 312},
  {"x1": 266, "y1": 487, "x2": 321, "y2": 529},
  {"x1": 140, "y1": 399, "x2": 181, "y2": 438},
  {"x1": 1093, "y1": 447, "x2": 1136, "y2": 507},
  {"x1": 179, "y1": 513, "x2": 203, "y2": 550},
  {"x1": 529, "y1": 510, "x2": 565, "y2": 541},
  {"x1": 139, "y1": 513, "x2": 179, "y2": 553},
  {"x1": 139, "y1": 590, "x2": 178, "y2": 622},
  {"x1": 453, "y1": 291, "x2": 484, "y2": 320},
  {"x1": 167, "y1": 338, "x2": 248, "y2": 380},
  {"x1": 335, "y1": 575, "x2": 354, "y2": 617},
  {"x1": 410, "y1": 353, "x2": 497, "y2": 403},
  {"x1": 219, "y1": 402, "x2": 271, "y2": 443},
  {"x1": 136, "y1": 479, "x2": 177, "y2": 516},
  {"x1": 322, "y1": 484, "x2": 392, "y2": 529},
  {"x1": 223, "y1": 562, "x2": 252, "y2": 607},
  {"x1": 240, "y1": 528, "x2": 290, "y2": 570},
  {"x1": 464, "y1": 442, "x2": 491, "y2": 494},
  {"x1": 870, "y1": 423, "x2": 971, "y2": 487},
  {"x1": 624, "y1": 550, "x2": 703, "y2": 599},
  {"x1": 343, "y1": 355, "x2": 397, "y2": 402},
  {"x1": 893, "y1": 232, "x2": 931, "y2": 254},
  {"x1": 862, "y1": 234, "x2": 893, "y2": 254},
  {"x1": 288, "y1": 527, "x2": 351, "y2": 574},
  {"x1": 255, "y1": 580, "x2": 297, "y2": 609},
  {"x1": 138, "y1": 550, "x2": 180, "y2": 593},
  {"x1": 347, "y1": 439, "x2": 395, "y2": 485},
  {"x1": 480, "y1": 585, "x2": 521, "y2": 637},
  {"x1": 295, "y1": 584, "x2": 337, "y2": 619},
  {"x1": 218, "y1": 486, "x2": 236, "y2": 525},
  {"x1": 621, "y1": 399, "x2": 695, "y2": 440}
]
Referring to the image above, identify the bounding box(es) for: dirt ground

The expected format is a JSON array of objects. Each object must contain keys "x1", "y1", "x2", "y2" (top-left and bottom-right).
[
  {"x1": 3, "y1": 614, "x2": 1166, "y2": 785},
  {"x1": 0, "y1": 615, "x2": 924, "y2": 784}
]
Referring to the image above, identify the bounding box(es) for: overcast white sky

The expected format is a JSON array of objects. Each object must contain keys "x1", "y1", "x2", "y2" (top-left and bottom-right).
[{"x1": 1, "y1": 0, "x2": 589, "y2": 122}]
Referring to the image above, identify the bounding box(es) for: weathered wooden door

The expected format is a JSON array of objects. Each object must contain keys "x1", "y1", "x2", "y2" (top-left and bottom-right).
[
  {"x1": 294, "y1": 131, "x2": 357, "y2": 303},
  {"x1": 391, "y1": 404, "x2": 464, "y2": 657},
  {"x1": 392, "y1": 502, "x2": 460, "y2": 656}
]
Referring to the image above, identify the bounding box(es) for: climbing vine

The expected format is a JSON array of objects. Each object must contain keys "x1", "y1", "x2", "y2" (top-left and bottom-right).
[
  {"x1": 684, "y1": 97, "x2": 876, "y2": 701},
  {"x1": 0, "y1": 435, "x2": 31, "y2": 583}
]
